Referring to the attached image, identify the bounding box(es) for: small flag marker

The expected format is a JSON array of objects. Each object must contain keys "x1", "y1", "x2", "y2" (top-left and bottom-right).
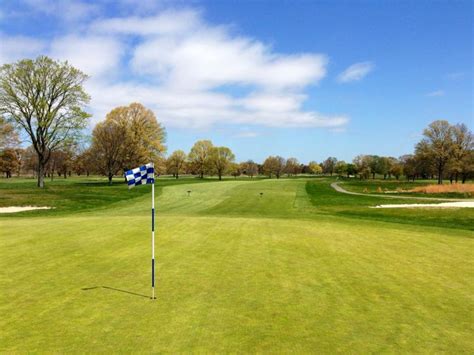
[{"x1": 125, "y1": 163, "x2": 156, "y2": 300}]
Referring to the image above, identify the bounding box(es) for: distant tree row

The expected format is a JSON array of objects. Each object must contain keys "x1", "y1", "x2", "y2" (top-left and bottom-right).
[{"x1": 1, "y1": 57, "x2": 472, "y2": 186}]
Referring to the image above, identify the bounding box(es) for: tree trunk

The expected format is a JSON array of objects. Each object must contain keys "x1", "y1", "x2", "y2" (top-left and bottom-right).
[
  {"x1": 37, "y1": 161, "x2": 45, "y2": 188},
  {"x1": 218, "y1": 171, "x2": 222, "y2": 180},
  {"x1": 200, "y1": 171, "x2": 204, "y2": 179},
  {"x1": 437, "y1": 165, "x2": 443, "y2": 184},
  {"x1": 108, "y1": 173, "x2": 113, "y2": 185}
]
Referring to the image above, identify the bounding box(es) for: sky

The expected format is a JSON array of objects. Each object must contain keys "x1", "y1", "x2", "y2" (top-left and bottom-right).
[{"x1": 0, "y1": 0, "x2": 472, "y2": 163}]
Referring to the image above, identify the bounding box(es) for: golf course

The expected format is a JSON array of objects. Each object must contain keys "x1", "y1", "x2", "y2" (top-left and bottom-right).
[{"x1": 1, "y1": 176, "x2": 473, "y2": 352}]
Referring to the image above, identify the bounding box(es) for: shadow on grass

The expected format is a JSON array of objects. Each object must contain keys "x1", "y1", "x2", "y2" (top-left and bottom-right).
[{"x1": 82, "y1": 286, "x2": 150, "y2": 299}]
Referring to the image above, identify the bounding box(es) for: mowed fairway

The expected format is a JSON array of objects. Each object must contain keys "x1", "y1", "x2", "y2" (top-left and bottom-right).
[{"x1": 1, "y1": 178, "x2": 473, "y2": 352}]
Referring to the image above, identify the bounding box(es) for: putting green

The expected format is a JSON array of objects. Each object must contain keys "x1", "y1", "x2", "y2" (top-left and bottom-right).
[{"x1": 0, "y1": 178, "x2": 473, "y2": 352}]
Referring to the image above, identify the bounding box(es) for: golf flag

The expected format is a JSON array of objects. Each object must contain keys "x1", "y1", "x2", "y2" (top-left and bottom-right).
[
  {"x1": 124, "y1": 163, "x2": 154, "y2": 189},
  {"x1": 124, "y1": 162, "x2": 156, "y2": 299}
]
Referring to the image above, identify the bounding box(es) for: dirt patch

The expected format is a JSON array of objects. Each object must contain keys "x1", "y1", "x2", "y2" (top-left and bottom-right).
[
  {"x1": 0, "y1": 206, "x2": 53, "y2": 213},
  {"x1": 372, "y1": 202, "x2": 474, "y2": 209}
]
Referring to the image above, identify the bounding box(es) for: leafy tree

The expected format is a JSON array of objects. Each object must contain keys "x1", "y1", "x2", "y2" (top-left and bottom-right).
[
  {"x1": 241, "y1": 160, "x2": 258, "y2": 178},
  {"x1": 188, "y1": 140, "x2": 213, "y2": 178},
  {"x1": 308, "y1": 161, "x2": 322, "y2": 175},
  {"x1": 0, "y1": 148, "x2": 21, "y2": 178},
  {"x1": 90, "y1": 103, "x2": 166, "y2": 184},
  {"x1": 166, "y1": 150, "x2": 187, "y2": 179},
  {"x1": 210, "y1": 146, "x2": 235, "y2": 180},
  {"x1": 322, "y1": 157, "x2": 337, "y2": 175},
  {"x1": 389, "y1": 159, "x2": 403, "y2": 180},
  {"x1": 0, "y1": 116, "x2": 19, "y2": 150},
  {"x1": 0, "y1": 56, "x2": 90, "y2": 187},
  {"x1": 229, "y1": 162, "x2": 241, "y2": 178},
  {"x1": 376, "y1": 157, "x2": 392, "y2": 179},
  {"x1": 460, "y1": 150, "x2": 474, "y2": 183},
  {"x1": 273, "y1": 156, "x2": 286, "y2": 178},
  {"x1": 367, "y1": 155, "x2": 379, "y2": 179},
  {"x1": 449, "y1": 123, "x2": 473, "y2": 183},
  {"x1": 353, "y1": 155, "x2": 371, "y2": 179},
  {"x1": 263, "y1": 156, "x2": 278, "y2": 178},
  {"x1": 346, "y1": 163, "x2": 357, "y2": 177},
  {"x1": 90, "y1": 118, "x2": 128, "y2": 183},
  {"x1": 285, "y1": 157, "x2": 300, "y2": 176},
  {"x1": 335, "y1": 160, "x2": 347, "y2": 176},
  {"x1": 400, "y1": 154, "x2": 417, "y2": 181},
  {"x1": 416, "y1": 120, "x2": 454, "y2": 184}
]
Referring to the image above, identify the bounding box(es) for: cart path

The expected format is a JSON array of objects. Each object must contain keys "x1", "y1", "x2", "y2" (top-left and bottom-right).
[{"x1": 330, "y1": 182, "x2": 472, "y2": 202}]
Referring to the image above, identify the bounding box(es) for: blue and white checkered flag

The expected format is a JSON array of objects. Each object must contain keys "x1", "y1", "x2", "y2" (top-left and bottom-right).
[{"x1": 124, "y1": 163, "x2": 154, "y2": 189}]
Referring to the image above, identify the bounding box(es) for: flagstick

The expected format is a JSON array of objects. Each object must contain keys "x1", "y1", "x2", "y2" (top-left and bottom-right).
[{"x1": 151, "y1": 181, "x2": 155, "y2": 299}]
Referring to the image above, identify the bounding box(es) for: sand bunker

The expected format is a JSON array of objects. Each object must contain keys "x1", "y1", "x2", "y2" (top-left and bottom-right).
[
  {"x1": 0, "y1": 206, "x2": 52, "y2": 213},
  {"x1": 372, "y1": 202, "x2": 474, "y2": 209}
]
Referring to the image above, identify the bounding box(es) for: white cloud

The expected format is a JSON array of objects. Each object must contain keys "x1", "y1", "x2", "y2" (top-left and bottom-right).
[
  {"x1": 2, "y1": 7, "x2": 349, "y2": 130},
  {"x1": 90, "y1": 9, "x2": 202, "y2": 36},
  {"x1": 337, "y1": 61, "x2": 374, "y2": 83},
  {"x1": 234, "y1": 130, "x2": 259, "y2": 138},
  {"x1": 425, "y1": 90, "x2": 445, "y2": 97},
  {"x1": 0, "y1": 34, "x2": 45, "y2": 64},
  {"x1": 128, "y1": 25, "x2": 327, "y2": 91},
  {"x1": 49, "y1": 35, "x2": 124, "y2": 78},
  {"x1": 21, "y1": 0, "x2": 100, "y2": 22}
]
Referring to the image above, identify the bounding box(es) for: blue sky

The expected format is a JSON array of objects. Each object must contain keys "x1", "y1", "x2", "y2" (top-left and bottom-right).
[{"x1": 0, "y1": 0, "x2": 472, "y2": 163}]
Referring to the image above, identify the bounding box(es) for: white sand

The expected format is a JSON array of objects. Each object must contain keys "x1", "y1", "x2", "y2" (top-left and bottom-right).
[
  {"x1": 0, "y1": 206, "x2": 52, "y2": 213},
  {"x1": 372, "y1": 202, "x2": 474, "y2": 209}
]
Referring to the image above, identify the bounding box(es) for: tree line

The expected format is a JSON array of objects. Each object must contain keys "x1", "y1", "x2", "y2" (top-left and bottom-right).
[{"x1": 0, "y1": 56, "x2": 473, "y2": 186}]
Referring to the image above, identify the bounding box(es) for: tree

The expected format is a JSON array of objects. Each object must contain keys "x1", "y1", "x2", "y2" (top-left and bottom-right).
[
  {"x1": 210, "y1": 146, "x2": 235, "y2": 180},
  {"x1": 0, "y1": 148, "x2": 21, "y2": 178},
  {"x1": 416, "y1": 120, "x2": 454, "y2": 184},
  {"x1": 90, "y1": 103, "x2": 166, "y2": 184},
  {"x1": 322, "y1": 157, "x2": 337, "y2": 175},
  {"x1": 106, "y1": 103, "x2": 166, "y2": 167},
  {"x1": 188, "y1": 140, "x2": 213, "y2": 178},
  {"x1": 400, "y1": 154, "x2": 417, "y2": 181},
  {"x1": 335, "y1": 161, "x2": 348, "y2": 176},
  {"x1": 263, "y1": 156, "x2": 278, "y2": 178},
  {"x1": 389, "y1": 159, "x2": 403, "y2": 180},
  {"x1": 229, "y1": 162, "x2": 241, "y2": 178},
  {"x1": 0, "y1": 56, "x2": 90, "y2": 187},
  {"x1": 90, "y1": 118, "x2": 128, "y2": 184},
  {"x1": 274, "y1": 156, "x2": 286, "y2": 178},
  {"x1": 367, "y1": 155, "x2": 379, "y2": 179},
  {"x1": 285, "y1": 157, "x2": 300, "y2": 176},
  {"x1": 376, "y1": 156, "x2": 391, "y2": 179},
  {"x1": 449, "y1": 123, "x2": 473, "y2": 183},
  {"x1": 166, "y1": 150, "x2": 187, "y2": 179},
  {"x1": 241, "y1": 160, "x2": 258, "y2": 178},
  {"x1": 346, "y1": 163, "x2": 357, "y2": 177},
  {"x1": 353, "y1": 155, "x2": 371, "y2": 179},
  {"x1": 0, "y1": 116, "x2": 19, "y2": 150},
  {"x1": 308, "y1": 161, "x2": 322, "y2": 175},
  {"x1": 460, "y1": 150, "x2": 474, "y2": 183}
]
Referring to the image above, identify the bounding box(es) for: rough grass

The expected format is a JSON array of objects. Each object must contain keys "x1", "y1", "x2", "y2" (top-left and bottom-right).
[
  {"x1": 411, "y1": 183, "x2": 474, "y2": 195},
  {"x1": 0, "y1": 177, "x2": 473, "y2": 352},
  {"x1": 341, "y1": 178, "x2": 474, "y2": 199}
]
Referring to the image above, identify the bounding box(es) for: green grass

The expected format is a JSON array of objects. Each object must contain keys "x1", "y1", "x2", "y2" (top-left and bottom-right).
[{"x1": 0, "y1": 176, "x2": 473, "y2": 352}]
